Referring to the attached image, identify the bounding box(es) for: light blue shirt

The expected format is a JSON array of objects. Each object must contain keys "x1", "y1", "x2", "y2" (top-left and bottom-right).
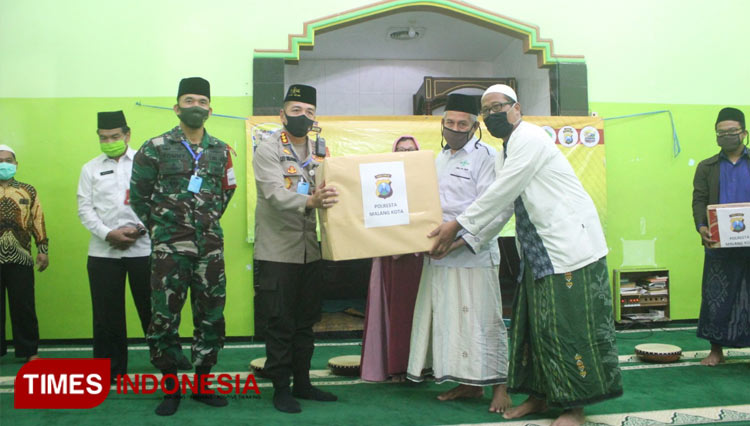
[{"x1": 428, "y1": 136, "x2": 500, "y2": 268}]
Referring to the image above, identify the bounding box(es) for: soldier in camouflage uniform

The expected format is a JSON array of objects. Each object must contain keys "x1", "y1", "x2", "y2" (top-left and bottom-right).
[
  {"x1": 253, "y1": 84, "x2": 339, "y2": 413},
  {"x1": 130, "y1": 77, "x2": 236, "y2": 416}
]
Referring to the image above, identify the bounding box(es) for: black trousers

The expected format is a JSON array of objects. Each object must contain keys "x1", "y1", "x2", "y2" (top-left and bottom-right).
[
  {"x1": 87, "y1": 256, "x2": 151, "y2": 376},
  {"x1": 255, "y1": 260, "x2": 322, "y2": 389},
  {"x1": 0, "y1": 262, "x2": 39, "y2": 358}
]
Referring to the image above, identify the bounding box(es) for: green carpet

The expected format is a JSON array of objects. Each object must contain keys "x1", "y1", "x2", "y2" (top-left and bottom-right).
[{"x1": 2, "y1": 327, "x2": 749, "y2": 426}]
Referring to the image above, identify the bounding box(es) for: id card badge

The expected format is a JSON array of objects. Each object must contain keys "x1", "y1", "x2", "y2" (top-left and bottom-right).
[
  {"x1": 296, "y1": 181, "x2": 310, "y2": 195},
  {"x1": 124, "y1": 189, "x2": 130, "y2": 205},
  {"x1": 188, "y1": 175, "x2": 203, "y2": 193}
]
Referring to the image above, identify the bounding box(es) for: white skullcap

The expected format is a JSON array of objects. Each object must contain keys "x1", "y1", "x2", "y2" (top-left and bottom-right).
[
  {"x1": 0, "y1": 145, "x2": 15, "y2": 155},
  {"x1": 482, "y1": 84, "x2": 517, "y2": 102}
]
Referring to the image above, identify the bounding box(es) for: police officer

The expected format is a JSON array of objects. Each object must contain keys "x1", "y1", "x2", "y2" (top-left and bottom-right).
[
  {"x1": 130, "y1": 77, "x2": 237, "y2": 416},
  {"x1": 253, "y1": 84, "x2": 338, "y2": 413}
]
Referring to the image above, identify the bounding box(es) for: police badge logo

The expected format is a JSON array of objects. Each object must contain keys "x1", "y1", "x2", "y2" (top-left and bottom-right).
[
  {"x1": 557, "y1": 126, "x2": 579, "y2": 148},
  {"x1": 375, "y1": 173, "x2": 393, "y2": 199},
  {"x1": 729, "y1": 212, "x2": 746, "y2": 233}
]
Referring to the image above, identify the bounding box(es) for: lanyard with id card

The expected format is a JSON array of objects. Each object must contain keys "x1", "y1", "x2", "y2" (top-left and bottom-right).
[
  {"x1": 180, "y1": 140, "x2": 204, "y2": 193},
  {"x1": 286, "y1": 135, "x2": 313, "y2": 195}
]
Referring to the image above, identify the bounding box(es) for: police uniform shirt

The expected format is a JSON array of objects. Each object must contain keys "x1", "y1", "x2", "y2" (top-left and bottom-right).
[{"x1": 253, "y1": 130, "x2": 322, "y2": 264}]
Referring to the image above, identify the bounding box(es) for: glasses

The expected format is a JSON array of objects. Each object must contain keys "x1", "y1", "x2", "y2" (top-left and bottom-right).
[
  {"x1": 395, "y1": 148, "x2": 417, "y2": 152},
  {"x1": 480, "y1": 101, "x2": 515, "y2": 117},
  {"x1": 716, "y1": 128, "x2": 744, "y2": 137}
]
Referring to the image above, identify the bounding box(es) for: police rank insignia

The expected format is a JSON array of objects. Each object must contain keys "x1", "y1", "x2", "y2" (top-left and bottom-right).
[
  {"x1": 284, "y1": 177, "x2": 292, "y2": 189},
  {"x1": 283, "y1": 148, "x2": 291, "y2": 155},
  {"x1": 375, "y1": 173, "x2": 393, "y2": 199},
  {"x1": 729, "y1": 212, "x2": 746, "y2": 233},
  {"x1": 287, "y1": 165, "x2": 297, "y2": 174}
]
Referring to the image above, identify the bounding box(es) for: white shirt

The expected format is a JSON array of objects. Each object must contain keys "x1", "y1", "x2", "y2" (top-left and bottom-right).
[
  {"x1": 457, "y1": 121, "x2": 608, "y2": 275},
  {"x1": 77, "y1": 147, "x2": 151, "y2": 258},
  {"x1": 428, "y1": 137, "x2": 502, "y2": 268}
]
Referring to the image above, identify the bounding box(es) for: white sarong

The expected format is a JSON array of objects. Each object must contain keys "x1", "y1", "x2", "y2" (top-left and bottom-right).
[{"x1": 407, "y1": 263, "x2": 508, "y2": 385}]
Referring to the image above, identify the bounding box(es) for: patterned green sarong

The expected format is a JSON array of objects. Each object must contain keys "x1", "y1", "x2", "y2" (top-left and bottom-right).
[{"x1": 508, "y1": 257, "x2": 623, "y2": 408}]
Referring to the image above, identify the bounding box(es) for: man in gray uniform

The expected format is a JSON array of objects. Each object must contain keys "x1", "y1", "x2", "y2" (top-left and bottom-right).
[{"x1": 253, "y1": 84, "x2": 339, "y2": 413}]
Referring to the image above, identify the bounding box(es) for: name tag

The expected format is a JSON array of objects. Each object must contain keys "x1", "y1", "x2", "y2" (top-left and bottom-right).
[
  {"x1": 188, "y1": 175, "x2": 203, "y2": 193},
  {"x1": 296, "y1": 181, "x2": 310, "y2": 195},
  {"x1": 100, "y1": 170, "x2": 114, "y2": 176}
]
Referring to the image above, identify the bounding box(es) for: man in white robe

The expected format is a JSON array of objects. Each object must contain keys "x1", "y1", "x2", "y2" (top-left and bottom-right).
[{"x1": 407, "y1": 94, "x2": 513, "y2": 414}]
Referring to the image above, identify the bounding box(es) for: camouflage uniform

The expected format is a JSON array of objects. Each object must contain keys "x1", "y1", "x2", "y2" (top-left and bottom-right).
[{"x1": 130, "y1": 125, "x2": 236, "y2": 370}]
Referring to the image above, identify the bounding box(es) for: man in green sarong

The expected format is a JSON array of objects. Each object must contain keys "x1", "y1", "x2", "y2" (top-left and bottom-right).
[{"x1": 429, "y1": 84, "x2": 622, "y2": 426}]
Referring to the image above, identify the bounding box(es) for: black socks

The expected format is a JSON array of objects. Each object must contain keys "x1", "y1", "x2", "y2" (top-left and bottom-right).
[
  {"x1": 292, "y1": 385, "x2": 338, "y2": 402},
  {"x1": 155, "y1": 371, "x2": 181, "y2": 416},
  {"x1": 273, "y1": 387, "x2": 301, "y2": 413},
  {"x1": 191, "y1": 366, "x2": 228, "y2": 407}
]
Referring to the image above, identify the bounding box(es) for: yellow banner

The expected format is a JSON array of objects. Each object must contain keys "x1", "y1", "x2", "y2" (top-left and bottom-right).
[{"x1": 245, "y1": 116, "x2": 605, "y2": 241}]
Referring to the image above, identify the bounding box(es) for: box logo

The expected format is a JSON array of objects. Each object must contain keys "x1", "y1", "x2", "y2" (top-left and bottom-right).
[
  {"x1": 375, "y1": 173, "x2": 393, "y2": 199},
  {"x1": 729, "y1": 212, "x2": 746, "y2": 233}
]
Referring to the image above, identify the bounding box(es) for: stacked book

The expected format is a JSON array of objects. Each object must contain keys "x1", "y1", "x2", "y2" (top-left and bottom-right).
[
  {"x1": 620, "y1": 278, "x2": 645, "y2": 295},
  {"x1": 646, "y1": 276, "x2": 668, "y2": 295}
]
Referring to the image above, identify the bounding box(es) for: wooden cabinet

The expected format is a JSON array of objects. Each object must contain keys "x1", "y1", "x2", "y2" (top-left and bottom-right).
[{"x1": 613, "y1": 268, "x2": 670, "y2": 323}]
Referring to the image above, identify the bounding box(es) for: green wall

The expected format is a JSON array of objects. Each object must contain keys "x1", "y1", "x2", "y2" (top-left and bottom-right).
[
  {"x1": 596, "y1": 101, "x2": 750, "y2": 319},
  {"x1": 0, "y1": 97, "x2": 254, "y2": 338},
  {"x1": 2, "y1": 0, "x2": 749, "y2": 338}
]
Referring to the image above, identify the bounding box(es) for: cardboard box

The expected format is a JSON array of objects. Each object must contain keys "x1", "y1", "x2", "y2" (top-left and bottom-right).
[
  {"x1": 707, "y1": 203, "x2": 750, "y2": 248},
  {"x1": 318, "y1": 150, "x2": 443, "y2": 260}
]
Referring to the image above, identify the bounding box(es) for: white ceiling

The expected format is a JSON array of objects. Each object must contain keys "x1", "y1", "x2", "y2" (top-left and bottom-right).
[{"x1": 298, "y1": 10, "x2": 520, "y2": 61}]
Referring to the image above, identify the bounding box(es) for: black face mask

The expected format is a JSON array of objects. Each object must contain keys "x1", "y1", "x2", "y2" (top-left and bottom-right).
[
  {"x1": 717, "y1": 133, "x2": 745, "y2": 152},
  {"x1": 484, "y1": 112, "x2": 515, "y2": 139},
  {"x1": 442, "y1": 126, "x2": 473, "y2": 151},
  {"x1": 284, "y1": 113, "x2": 314, "y2": 138},
  {"x1": 178, "y1": 106, "x2": 209, "y2": 129}
]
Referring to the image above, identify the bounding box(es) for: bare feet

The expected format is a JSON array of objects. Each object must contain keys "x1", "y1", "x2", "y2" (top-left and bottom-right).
[
  {"x1": 390, "y1": 374, "x2": 406, "y2": 383},
  {"x1": 436, "y1": 384, "x2": 483, "y2": 401},
  {"x1": 701, "y1": 344, "x2": 725, "y2": 366},
  {"x1": 489, "y1": 384, "x2": 512, "y2": 413},
  {"x1": 503, "y1": 395, "x2": 547, "y2": 419},
  {"x1": 551, "y1": 408, "x2": 585, "y2": 426}
]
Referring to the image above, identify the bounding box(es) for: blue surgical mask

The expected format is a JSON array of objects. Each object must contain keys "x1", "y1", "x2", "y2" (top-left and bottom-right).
[{"x1": 0, "y1": 163, "x2": 16, "y2": 180}]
